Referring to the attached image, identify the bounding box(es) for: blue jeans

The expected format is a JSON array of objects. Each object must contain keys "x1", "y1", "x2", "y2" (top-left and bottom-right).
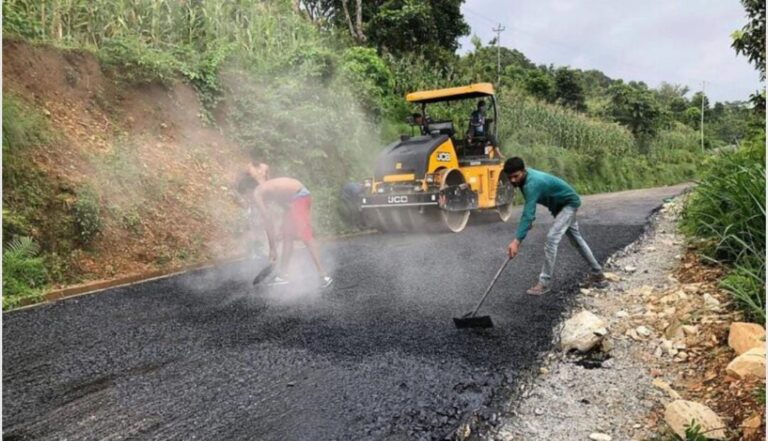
[{"x1": 539, "y1": 206, "x2": 602, "y2": 287}]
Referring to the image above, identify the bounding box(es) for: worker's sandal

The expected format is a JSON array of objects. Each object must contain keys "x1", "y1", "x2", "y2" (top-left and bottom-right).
[
  {"x1": 268, "y1": 275, "x2": 289, "y2": 286},
  {"x1": 320, "y1": 276, "x2": 333, "y2": 288},
  {"x1": 526, "y1": 283, "x2": 550, "y2": 296}
]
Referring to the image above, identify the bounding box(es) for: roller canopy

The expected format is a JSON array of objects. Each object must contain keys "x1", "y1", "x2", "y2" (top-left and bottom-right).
[{"x1": 406, "y1": 83, "x2": 495, "y2": 104}]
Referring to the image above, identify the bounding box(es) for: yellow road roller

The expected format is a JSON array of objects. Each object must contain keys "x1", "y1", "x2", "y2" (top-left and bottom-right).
[{"x1": 359, "y1": 83, "x2": 515, "y2": 233}]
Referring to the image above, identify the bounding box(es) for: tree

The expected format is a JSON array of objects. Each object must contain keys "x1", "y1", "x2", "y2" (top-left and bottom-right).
[
  {"x1": 607, "y1": 82, "x2": 662, "y2": 138},
  {"x1": 689, "y1": 91, "x2": 710, "y2": 112},
  {"x1": 554, "y1": 67, "x2": 586, "y2": 112},
  {"x1": 363, "y1": 0, "x2": 469, "y2": 60},
  {"x1": 732, "y1": 0, "x2": 766, "y2": 80},
  {"x1": 732, "y1": 0, "x2": 765, "y2": 111},
  {"x1": 523, "y1": 70, "x2": 555, "y2": 102}
]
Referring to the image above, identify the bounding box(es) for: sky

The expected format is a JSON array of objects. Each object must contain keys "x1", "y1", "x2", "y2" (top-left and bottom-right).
[{"x1": 458, "y1": 0, "x2": 763, "y2": 103}]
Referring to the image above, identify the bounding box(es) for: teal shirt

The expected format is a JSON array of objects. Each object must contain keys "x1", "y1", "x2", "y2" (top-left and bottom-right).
[{"x1": 515, "y1": 168, "x2": 581, "y2": 241}]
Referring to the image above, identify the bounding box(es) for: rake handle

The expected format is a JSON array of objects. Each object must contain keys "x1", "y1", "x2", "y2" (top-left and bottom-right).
[{"x1": 469, "y1": 256, "x2": 512, "y2": 317}]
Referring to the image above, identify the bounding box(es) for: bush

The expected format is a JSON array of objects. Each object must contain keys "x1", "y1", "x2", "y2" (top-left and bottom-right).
[
  {"x1": 73, "y1": 187, "x2": 103, "y2": 246},
  {"x1": 3, "y1": 236, "x2": 48, "y2": 310},
  {"x1": 681, "y1": 130, "x2": 766, "y2": 322},
  {"x1": 98, "y1": 36, "x2": 180, "y2": 84},
  {"x1": 340, "y1": 47, "x2": 398, "y2": 118}
]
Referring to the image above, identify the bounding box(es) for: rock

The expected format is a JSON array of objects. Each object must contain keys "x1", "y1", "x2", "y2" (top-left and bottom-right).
[
  {"x1": 728, "y1": 322, "x2": 766, "y2": 355},
  {"x1": 652, "y1": 378, "x2": 682, "y2": 400},
  {"x1": 636, "y1": 326, "x2": 652, "y2": 338},
  {"x1": 539, "y1": 367, "x2": 549, "y2": 375},
  {"x1": 589, "y1": 433, "x2": 612, "y2": 441},
  {"x1": 659, "y1": 294, "x2": 676, "y2": 304},
  {"x1": 644, "y1": 246, "x2": 656, "y2": 252},
  {"x1": 725, "y1": 346, "x2": 766, "y2": 379},
  {"x1": 560, "y1": 310, "x2": 608, "y2": 352},
  {"x1": 534, "y1": 408, "x2": 544, "y2": 416},
  {"x1": 601, "y1": 338, "x2": 614, "y2": 353},
  {"x1": 615, "y1": 310, "x2": 629, "y2": 318},
  {"x1": 702, "y1": 293, "x2": 721, "y2": 308},
  {"x1": 603, "y1": 272, "x2": 620, "y2": 282},
  {"x1": 624, "y1": 265, "x2": 637, "y2": 273},
  {"x1": 653, "y1": 345, "x2": 663, "y2": 358},
  {"x1": 626, "y1": 328, "x2": 641, "y2": 341},
  {"x1": 665, "y1": 322, "x2": 685, "y2": 340},
  {"x1": 664, "y1": 400, "x2": 726, "y2": 440},
  {"x1": 742, "y1": 413, "x2": 763, "y2": 438},
  {"x1": 580, "y1": 288, "x2": 592, "y2": 295},
  {"x1": 682, "y1": 325, "x2": 699, "y2": 336}
]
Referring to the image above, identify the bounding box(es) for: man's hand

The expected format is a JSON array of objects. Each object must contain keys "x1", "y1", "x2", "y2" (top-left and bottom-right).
[
  {"x1": 507, "y1": 239, "x2": 520, "y2": 258},
  {"x1": 269, "y1": 247, "x2": 278, "y2": 263}
]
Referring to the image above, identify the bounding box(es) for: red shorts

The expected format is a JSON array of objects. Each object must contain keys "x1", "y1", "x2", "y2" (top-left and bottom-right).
[{"x1": 282, "y1": 196, "x2": 314, "y2": 242}]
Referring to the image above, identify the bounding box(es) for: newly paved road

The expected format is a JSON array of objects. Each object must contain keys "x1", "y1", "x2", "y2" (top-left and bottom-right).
[{"x1": 3, "y1": 185, "x2": 687, "y2": 441}]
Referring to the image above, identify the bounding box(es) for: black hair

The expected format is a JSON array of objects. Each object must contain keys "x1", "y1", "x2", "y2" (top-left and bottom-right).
[
  {"x1": 236, "y1": 171, "x2": 257, "y2": 195},
  {"x1": 478, "y1": 100, "x2": 486, "y2": 108},
  {"x1": 503, "y1": 157, "x2": 525, "y2": 174}
]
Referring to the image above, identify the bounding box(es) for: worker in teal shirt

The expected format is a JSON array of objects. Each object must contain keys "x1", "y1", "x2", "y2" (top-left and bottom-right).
[{"x1": 504, "y1": 157, "x2": 608, "y2": 295}]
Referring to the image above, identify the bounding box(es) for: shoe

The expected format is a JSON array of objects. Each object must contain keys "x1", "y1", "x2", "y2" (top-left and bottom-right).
[
  {"x1": 268, "y1": 275, "x2": 289, "y2": 286},
  {"x1": 588, "y1": 273, "x2": 609, "y2": 289},
  {"x1": 526, "y1": 283, "x2": 550, "y2": 296},
  {"x1": 320, "y1": 276, "x2": 333, "y2": 288}
]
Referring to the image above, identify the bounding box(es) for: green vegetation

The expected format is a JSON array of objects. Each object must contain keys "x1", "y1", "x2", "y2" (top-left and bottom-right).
[
  {"x1": 2, "y1": 236, "x2": 48, "y2": 309},
  {"x1": 681, "y1": 132, "x2": 765, "y2": 322},
  {"x1": 73, "y1": 186, "x2": 103, "y2": 246}
]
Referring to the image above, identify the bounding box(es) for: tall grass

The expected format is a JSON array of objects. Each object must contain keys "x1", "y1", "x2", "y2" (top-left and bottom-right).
[
  {"x1": 499, "y1": 88, "x2": 635, "y2": 156},
  {"x1": 681, "y1": 131, "x2": 766, "y2": 322}
]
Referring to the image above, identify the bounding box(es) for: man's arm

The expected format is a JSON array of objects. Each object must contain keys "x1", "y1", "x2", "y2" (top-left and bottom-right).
[
  {"x1": 252, "y1": 189, "x2": 278, "y2": 262},
  {"x1": 508, "y1": 186, "x2": 539, "y2": 258}
]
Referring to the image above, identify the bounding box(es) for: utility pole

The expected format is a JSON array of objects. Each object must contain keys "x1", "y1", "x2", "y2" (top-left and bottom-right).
[
  {"x1": 700, "y1": 81, "x2": 706, "y2": 152},
  {"x1": 492, "y1": 23, "x2": 505, "y2": 87}
]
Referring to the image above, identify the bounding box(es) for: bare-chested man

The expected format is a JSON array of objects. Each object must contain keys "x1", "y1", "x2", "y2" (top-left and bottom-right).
[{"x1": 241, "y1": 160, "x2": 332, "y2": 288}]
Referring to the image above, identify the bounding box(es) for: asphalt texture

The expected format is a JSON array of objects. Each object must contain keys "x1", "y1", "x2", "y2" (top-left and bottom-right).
[{"x1": 3, "y1": 185, "x2": 688, "y2": 441}]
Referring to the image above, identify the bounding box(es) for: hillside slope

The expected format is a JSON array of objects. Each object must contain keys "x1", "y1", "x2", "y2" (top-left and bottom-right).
[{"x1": 4, "y1": 39, "x2": 251, "y2": 287}]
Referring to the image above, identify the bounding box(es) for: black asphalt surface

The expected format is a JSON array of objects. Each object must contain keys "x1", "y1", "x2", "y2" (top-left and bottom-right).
[{"x1": 3, "y1": 185, "x2": 687, "y2": 441}]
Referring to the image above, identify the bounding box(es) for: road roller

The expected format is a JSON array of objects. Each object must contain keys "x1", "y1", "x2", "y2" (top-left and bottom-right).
[{"x1": 358, "y1": 83, "x2": 515, "y2": 233}]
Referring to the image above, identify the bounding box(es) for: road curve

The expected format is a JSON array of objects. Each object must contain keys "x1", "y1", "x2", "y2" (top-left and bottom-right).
[{"x1": 3, "y1": 184, "x2": 688, "y2": 440}]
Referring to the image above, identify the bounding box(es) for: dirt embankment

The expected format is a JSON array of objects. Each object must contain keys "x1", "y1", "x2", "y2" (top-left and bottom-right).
[{"x1": 3, "y1": 39, "x2": 252, "y2": 286}]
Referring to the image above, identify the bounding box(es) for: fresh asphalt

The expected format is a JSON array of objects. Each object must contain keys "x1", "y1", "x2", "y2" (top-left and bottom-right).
[{"x1": 3, "y1": 185, "x2": 688, "y2": 440}]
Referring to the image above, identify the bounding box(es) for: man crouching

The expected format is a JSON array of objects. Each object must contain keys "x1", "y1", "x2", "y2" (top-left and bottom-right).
[{"x1": 239, "y1": 159, "x2": 332, "y2": 288}]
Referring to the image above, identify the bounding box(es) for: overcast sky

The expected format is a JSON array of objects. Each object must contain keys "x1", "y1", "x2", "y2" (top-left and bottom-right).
[{"x1": 458, "y1": 0, "x2": 763, "y2": 103}]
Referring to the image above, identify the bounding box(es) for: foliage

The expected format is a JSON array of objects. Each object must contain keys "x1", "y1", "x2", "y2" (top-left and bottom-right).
[
  {"x1": 681, "y1": 131, "x2": 766, "y2": 322},
  {"x1": 731, "y1": 0, "x2": 766, "y2": 81},
  {"x1": 499, "y1": 88, "x2": 635, "y2": 156},
  {"x1": 682, "y1": 421, "x2": 709, "y2": 441},
  {"x1": 3, "y1": 94, "x2": 51, "y2": 152},
  {"x1": 3, "y1": 236, "x2": 48, "y2": 310},
  {"x1": 607, "y1": 82, "x2": 663, "y2": 139},
  {"x1": 554, "y1": 67, "x2": 586, "y2": 112},
  {"x1": 73, "y1": 187, "x2": 103, "y2": 246},
  {"x1": 339, "y1": 46, "x2": 398, "y2": 117}
]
